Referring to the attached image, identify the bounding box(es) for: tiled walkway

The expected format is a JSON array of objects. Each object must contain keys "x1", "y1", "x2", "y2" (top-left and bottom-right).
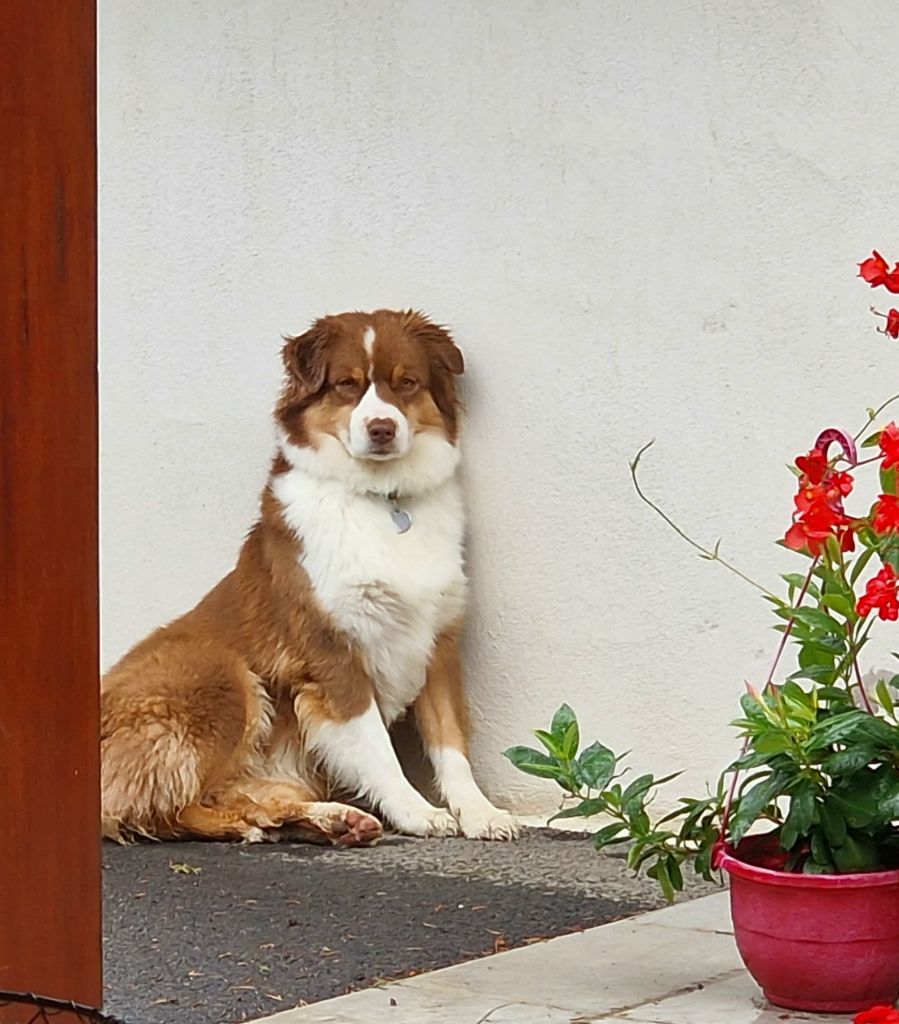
[{"x1": 252, "y1": 893, "x2": 852, "y2": 1024}]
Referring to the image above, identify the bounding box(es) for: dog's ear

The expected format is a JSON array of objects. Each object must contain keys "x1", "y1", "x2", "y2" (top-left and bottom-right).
[
  {"x1": 405, "y1": 312, "x2": 464, "y2": 437},
  {"x1": 422, "y1": 324, "x2": 464, "y2": 377},
  {"x1": 281, "y1": 322, "x2": 331, "y2": 399},
  {"x1": 405, "y1": 313, "x2": 464, "y2": 377}
]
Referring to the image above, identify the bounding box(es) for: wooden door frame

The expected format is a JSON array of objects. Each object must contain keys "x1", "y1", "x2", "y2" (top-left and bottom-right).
[{"x1": 0, "y1": 0, "x2": 102, "y2": 1007}]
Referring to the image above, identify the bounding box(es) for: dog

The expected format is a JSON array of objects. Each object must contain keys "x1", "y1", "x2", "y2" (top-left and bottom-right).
[{"x1": 101, "y1": 309, "x2": 518, "y2": 846}]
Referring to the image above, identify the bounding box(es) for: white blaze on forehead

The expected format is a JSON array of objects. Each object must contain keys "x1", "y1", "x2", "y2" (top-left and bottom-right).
[
  {"x1": 347, "y1": 382, "x2": 411, "y2": 459},
  {"x1": 363, "y1": 326, "x2": 376, "y2": 359}
]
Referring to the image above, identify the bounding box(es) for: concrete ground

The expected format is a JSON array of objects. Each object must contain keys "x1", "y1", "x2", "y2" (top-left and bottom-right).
[
  {"x1": 103, "y1": 827, "x2": 708, "y2": 1024},
  {"x1": 251, "y1": 893, "x2": 855, "y2": 1024}
]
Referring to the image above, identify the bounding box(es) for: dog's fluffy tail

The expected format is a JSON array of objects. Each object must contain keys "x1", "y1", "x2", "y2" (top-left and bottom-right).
[{"x1": 101, "y1": 717, "x2": 202, "y2": 838}]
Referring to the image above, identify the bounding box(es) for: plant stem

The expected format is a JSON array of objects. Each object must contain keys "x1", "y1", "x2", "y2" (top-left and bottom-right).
[
  {"x1": 630, "y1": 441, "x2": 779, "y2": 600},
  {"x1": 835, "y1": 546, "x2": 875, "y2": 713},
  {"x1": 854, "y1": 393, "x2": 899, "y2": 442},
  {"x1": 719, "y1": 559, "x2": 819, "y2": 842},
  {"x1": 840, "y1": 453, "x2": 883, "y2": 469}
]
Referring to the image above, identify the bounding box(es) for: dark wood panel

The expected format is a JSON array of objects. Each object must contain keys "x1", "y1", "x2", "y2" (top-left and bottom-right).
[{"x1": 0, "y1": 0, "x2": 101, "y2": 1009}]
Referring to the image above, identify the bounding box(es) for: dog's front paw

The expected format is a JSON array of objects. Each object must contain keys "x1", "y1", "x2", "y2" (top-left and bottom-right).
[
  {"x1": 457, "y1": 806, "x2": 520, "y2": 841},
  {"x1": 388, "y1": 802, "x2": 460, "y2": 838},
  {"x1": 241, "y1": 825, "x2": 271, "y2": 844}
]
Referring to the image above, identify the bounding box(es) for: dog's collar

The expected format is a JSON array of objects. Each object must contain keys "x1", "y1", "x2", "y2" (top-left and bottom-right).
[{"x1": 387, "y1": 491, "x2": 413, "y2": 534}]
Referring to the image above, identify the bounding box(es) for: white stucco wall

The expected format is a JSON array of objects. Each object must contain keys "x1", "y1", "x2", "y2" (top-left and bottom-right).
[{"x1": 99, "y1": 0, "x2": 899, "y2": 815}]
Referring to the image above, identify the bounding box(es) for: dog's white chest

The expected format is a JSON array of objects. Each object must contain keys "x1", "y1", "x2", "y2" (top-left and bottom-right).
[{"x1": 274, "y1": 471, "x2": 467, "y2": 723}]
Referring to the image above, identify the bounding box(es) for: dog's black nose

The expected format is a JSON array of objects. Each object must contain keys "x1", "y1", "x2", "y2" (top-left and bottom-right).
[{"x1": 367, "y1": 418, "x2": 397, "y2": 447}]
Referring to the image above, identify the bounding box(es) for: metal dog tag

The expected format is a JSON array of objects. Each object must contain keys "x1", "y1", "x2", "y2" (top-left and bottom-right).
[{"x1": 390, "y1": 506, "x2": 413, "y2": 534}]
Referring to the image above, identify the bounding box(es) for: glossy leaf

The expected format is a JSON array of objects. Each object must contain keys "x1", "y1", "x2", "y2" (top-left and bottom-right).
[
  {"x1": 551, "y1": 704, "x2": 577, "y2": 741},
  {"x1": 577, "y1": 741, "x2": 616, "y2": 791}
]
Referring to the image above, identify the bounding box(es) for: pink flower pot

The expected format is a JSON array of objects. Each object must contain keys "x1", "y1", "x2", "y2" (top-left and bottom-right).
[{"x1": 717, "y1": 838, "x2": 899, "y2": 1012}]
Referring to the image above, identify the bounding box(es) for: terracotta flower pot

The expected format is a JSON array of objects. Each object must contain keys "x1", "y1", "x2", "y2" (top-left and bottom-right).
[{"x1": 716, "y1": 836, "x2": 899, "y2": 1013}]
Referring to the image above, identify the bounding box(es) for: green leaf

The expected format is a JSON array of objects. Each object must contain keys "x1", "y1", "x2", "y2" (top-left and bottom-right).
[
  {"x1": 871, "y1": 768, "x2": 899, "y2": 818},
  {"x1": 534, "y1": 730, "x2": 564, "y2": 759},
  {"x1": 730, "y1": 773, "x2": 787, "y2": 844},
  {"x1": 561, "y1": 719, "x2": 580, "y2": 760},
  {"x1": 832, "y1": 832, "x2": 881, "y2": 872},
  {"x1": 789, "y1": 608, "x2": 846, "y2": 637},
  {"x1": 551, "y1": 704, "x2": 577, "y2": 741},
  {"x1": 577, "y1": 741, "x2": 616, "y2": 791},
  {"x1": 592, "y1": 822, "x2": 627, "y2": 850},
  {"x1": 855, "y1": 715, "x2": 899, "y2": 749},
  {"x1": 820, "y1": 594, "x2": 856, "y2": 620},
  {"x1": 830, "y1": 783, "x2": 879, "y2": 828},
  {"x1": 811, "y1": 711, "x2": 868, "y2": 747},
  {"x1": 822, "y1": 746, "x2": 877, "y2": 776},
  {"x1": 781, "y1": 572, "x2": 820, "y2": 593},
  {"x1": 780, "y1": 681, "x2": 818, "y2": 722},
  {"x1": 803, "y1": 858, "x2": 835, "y2": 875},
  {"x1": 694, "y1": 844, "x2": 714, "y2": 880},
  {"x1": 751, "y1": 732, "x2": 793, "y2": 756},
  {"x1": 862, "y1": 430, "x2": 883, "y2": 449},
  {"x1": 781, "y1": 782, "x2": 816, "y2": 851},
  {"x1": 550, "y1": 798, "x2": 605, "y2": 821},
  {"x1": 788, "y1": 664, "x2": 837, "y2": 684},
  {"x1": 798, "y1": 643, "x2": 835, "y2": 669},
  {"x1": 504, "y1": 745, "x2": 551, "y2": 769},
  {"x1": 810, "y1": 828, "x2": 833, "y2": 868},
  {"x1": 882, "y1": 466, "x2": 898, "y2": 497},
  {"x1": 819, "y1": 801, "x2": 847, "y2": 847},
  {"x1": 502, "y1": 746, "x2": 565, "y2": 781},
  {"x1": 877, "y1": 679, "x2": 896, "y2": 715},
  {"x1": 808, "y1": 635, "x2": 847, "y2": 654},
  {"x1": 667, "y1": 854, "x2": 684, "y2": 892},
  {"x1": 648, "y1": 857, "x2": 676, "y2": 902},
  {"x1": 882, "y1": 535, "x2": 899, "y2": 573},
  {"x1": 850, "y1": 545, "x2": 878, "y2": 585},
  {"x1": 622, "y1": 773, "x2": 655, "y2": 815}
]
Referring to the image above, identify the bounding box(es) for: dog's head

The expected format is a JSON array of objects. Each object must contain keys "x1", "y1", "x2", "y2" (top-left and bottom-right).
[{"x1": 275, "y1": 310, "x2": 464, "y2": 490}]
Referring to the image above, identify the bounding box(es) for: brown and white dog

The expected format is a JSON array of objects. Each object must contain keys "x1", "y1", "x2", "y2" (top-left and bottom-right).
[{"x1": 101, "y1": 309, "x2": 518, "y2": 846}]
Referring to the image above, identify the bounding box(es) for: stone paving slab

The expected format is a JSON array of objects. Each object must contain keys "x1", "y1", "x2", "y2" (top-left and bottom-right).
[
  {"x1": 254, "y1": 901, "x2": 753, "y2": 1019},
  {"x1": 252, "y1": 893, "x2": 855, "y2": 1024}
]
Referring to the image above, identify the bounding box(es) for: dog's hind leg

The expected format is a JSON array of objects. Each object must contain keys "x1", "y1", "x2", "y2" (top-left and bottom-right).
[
  {"x1": 171, "y1": 803, "x2": 270, "y2": 843},
  {"x1": 101, "y1": 639, "x2": 273, "y2": 840},
  {"x1": 216, "y1": 778, "x2": 384, "y2": 847}
]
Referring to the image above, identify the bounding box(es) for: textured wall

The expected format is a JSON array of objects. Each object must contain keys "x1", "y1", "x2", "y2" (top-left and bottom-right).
[{"x1": 99, "y1": 0, "x2": 899, "y2": 813}]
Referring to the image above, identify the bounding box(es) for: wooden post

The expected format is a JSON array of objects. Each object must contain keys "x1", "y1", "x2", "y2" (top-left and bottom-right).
[{"x1": 0, "y1": 0, "x2": 101, "y2": 1008}]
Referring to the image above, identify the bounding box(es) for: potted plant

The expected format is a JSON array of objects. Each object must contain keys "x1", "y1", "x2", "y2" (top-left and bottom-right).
[{"x1": 505, "y1": 253, "x2": 899, "y2": 1015}]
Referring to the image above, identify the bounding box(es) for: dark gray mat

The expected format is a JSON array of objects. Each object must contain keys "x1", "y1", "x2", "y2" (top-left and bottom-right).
[{"x1": 102, "y1": 829, "x2": 668, "y2": 1024}]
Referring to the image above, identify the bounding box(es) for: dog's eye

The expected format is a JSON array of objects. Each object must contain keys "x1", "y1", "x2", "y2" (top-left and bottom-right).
[
  {"x1": 335, "y1": 377, "x2": 359, "y2": 390},
  {"x1": 399, "y1": 377, "x2": 418, "y2": 391}
]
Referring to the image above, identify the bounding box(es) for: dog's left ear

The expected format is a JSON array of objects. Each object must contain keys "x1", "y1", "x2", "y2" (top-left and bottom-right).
[
  {"x1": 406, "y1": 313, "x2": 464, "y2": 438},
  {"x1": 407, "y1": 314, "x2": 464, "y2": 377}
]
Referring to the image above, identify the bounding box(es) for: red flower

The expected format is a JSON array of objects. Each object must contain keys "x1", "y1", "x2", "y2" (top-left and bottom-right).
[
  {"x1": 881, "y1": 423, "x2": 899, "y2": 471},
  {"x1": 785, "y1": 493, "x2": 850, "y2": 556},
  {"x1": 864, "y1": 252, "x2": 888, "y2": 286},
  {"x1": 887, "y1": 309, "x2": 899, "y2": 339},
  {"x1": 857, "y1": 565, "x2": 899, "y2": 621},
  {"x1": 855, "y1": 1007, "x2": 899, "y2": 1024},
  {"x1": 860, "y1": 251, "x2": 890, "y2": 286},
  {"x1": 785, "y1": 457, "x2": 855, "y2": 555},
  {"x1": 874, "y1": 494, "x2": 899, "y2": 534},
  {"x1": 841, "y1": 523, "x2": 857, "y2": 553},
  {"x1": 859, "y1": 251, "x2": 899, "y2": 293},
  {"x1": 830, "y1": 470, "x2": 854, "y2": 498},
  {"x1": 795, "y1": 448, "x2": 829, "y2": 485}
]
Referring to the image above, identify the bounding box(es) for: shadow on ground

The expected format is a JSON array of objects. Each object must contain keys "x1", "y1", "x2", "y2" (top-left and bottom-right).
[{"x1": 103, "y1": 828, "x2": 703, "y2": 1024}]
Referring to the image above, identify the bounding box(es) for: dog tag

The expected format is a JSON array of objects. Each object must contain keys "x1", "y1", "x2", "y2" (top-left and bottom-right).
[{"x1": 390, "y1": 507, "x2": 413, "y2": 534}]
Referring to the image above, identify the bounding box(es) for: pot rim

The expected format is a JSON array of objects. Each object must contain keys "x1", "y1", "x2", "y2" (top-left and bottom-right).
[{"x1": 717, "y1": 843, "x2": 899, "y2": 888}]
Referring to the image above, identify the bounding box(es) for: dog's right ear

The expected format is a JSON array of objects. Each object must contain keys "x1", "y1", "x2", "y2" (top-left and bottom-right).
[{"x1": 281, "y1": 322, "x2": 330, "y2": 399}]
